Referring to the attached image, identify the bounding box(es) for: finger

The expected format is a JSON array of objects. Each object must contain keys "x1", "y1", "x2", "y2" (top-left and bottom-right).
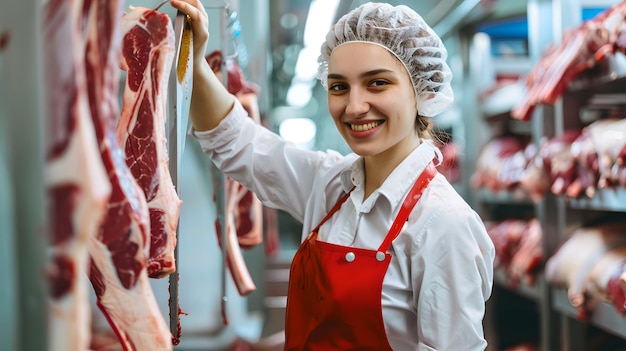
[
  {"x1": 170, "y1": 0, "x2": 209, "y2": 41},
  {"x1": 170, "y1": 0, "x2": 208, "y2": 26}
]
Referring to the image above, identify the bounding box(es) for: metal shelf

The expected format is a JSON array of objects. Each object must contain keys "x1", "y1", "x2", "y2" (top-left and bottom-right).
[
  {"x1": 493, "y1": 267, "x2": 542, "y2": 302},
  {"x1": 566, "y1": 188, "x2": 626, "y2": 212},
  {"x1": 478, "y1": 189, "x2": 535, "y2": 205},
  {"x1": 569, "y1": 52, "x2": 626, "y2": 92},
  {"x1": 552, "y1": 287, "x2": 626, "y2": 340}
]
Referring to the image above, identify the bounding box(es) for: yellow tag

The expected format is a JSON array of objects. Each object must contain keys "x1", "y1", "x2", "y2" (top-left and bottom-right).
[{"x1": 177, "y1": 19, "x2": 192, "y2": 84}]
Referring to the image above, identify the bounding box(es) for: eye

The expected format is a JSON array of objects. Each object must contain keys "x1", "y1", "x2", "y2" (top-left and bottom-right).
[
  {"x1": 369, "y1": 79, "x2": 388, "y2": 87},
  {"x1": 328, "y1": 83, "x2": 347, "y2": 92}
]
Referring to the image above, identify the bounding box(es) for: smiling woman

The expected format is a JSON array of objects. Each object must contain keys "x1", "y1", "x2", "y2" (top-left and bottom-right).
[{"x1": 171, "y1": 0, "x2": 495, "y2": 349}]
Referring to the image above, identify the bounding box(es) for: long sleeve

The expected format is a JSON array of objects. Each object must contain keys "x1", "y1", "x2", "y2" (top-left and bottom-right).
[
  {"x1": 412, "y1": 189, "x2": 495, "y2": 350},
  {"x1": 190, "y1": 99, "x2": 353, "y2": 222}
]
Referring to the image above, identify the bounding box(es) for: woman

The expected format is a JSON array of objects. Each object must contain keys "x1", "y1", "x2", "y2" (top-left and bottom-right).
[{"x1": 170, "y1": 0, "x2": 495, "y2": 349}]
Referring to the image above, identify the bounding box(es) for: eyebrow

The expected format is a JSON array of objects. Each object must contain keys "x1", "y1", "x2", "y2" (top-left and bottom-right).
[{"x1": 327, "y1": 68, "x2": 395, "y2": 80}]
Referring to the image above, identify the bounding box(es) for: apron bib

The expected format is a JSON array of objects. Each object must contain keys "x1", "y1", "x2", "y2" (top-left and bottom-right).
[{"x1": 284, "y1": 162, "x2": 437, "y2": 350}]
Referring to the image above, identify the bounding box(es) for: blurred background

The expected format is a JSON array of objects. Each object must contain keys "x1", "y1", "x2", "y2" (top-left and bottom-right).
[{"x1": 3, "y1": 0, "x2": 626, "y2": 350}]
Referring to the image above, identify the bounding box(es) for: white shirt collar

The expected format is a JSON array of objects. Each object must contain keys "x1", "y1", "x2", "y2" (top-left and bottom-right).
[{"x1": 339, "y1": 140, "x2": 441, "y2": 212}]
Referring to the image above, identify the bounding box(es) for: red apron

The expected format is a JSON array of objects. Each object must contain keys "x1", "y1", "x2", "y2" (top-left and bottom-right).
[{"x1": 284, "y1": 162, "x2": 437, "y2": 350}]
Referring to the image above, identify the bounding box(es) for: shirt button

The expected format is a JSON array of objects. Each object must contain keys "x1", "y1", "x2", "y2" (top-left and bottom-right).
[
  {"x1": 376, "y1": 251, "x2": 385, "y2": 261},
  {"x1": 345, "y1": 252, "x2": 356, "y2": 262}
]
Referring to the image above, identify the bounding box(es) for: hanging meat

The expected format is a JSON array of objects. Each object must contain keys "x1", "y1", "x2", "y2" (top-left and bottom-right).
[
  {"x1": 591, "y1": 118, "x2": 626, "y2": 190},
  {"x1": 42, "y1": 0, "x2": 112, "y2": 349},
  {"x1": 584, "y1": 246, "x2": 626, "y2": 314},
  {"x1": 471, "y1": 135, "x2": 530, "y2": 193},
  {"x1": 545, "y1": 221, "x2": 626, "y2": 318},
  {"x1": 206, "y1": 50, "x2": 263, "y2": 296},
  {"x1": 83, "y1": 3, "x2": 172, "y2": 350},
  {"x1": 511, "y1": 2, "x2": 626, "y2": 121},
  {"x1": 118, "y1": 3, "x2": 182, "y2": 279},
  {"x1": 566, "y1": 118, "x2": 626, "y2": 198},
  {"x1": 486, "y1": 219, "x2": 543, "y2": 287},
  {"x1": 541, "y1": 130, "x2": 581, "y2": 196}
]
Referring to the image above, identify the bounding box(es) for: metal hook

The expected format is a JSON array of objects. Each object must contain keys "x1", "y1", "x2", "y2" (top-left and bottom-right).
[{"x1": 153, "y1": 0, "x2": 169, "y2": 11}]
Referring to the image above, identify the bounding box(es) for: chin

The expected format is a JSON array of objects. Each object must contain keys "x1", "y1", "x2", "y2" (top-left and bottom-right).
[{"x1": 348, "y1": 145, "x2": 379, "y2": 157}]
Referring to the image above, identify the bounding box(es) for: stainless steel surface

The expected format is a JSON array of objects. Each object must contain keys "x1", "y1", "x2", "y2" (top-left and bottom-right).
[
  {"x1": 0, "y1": 0, "x2": 47, "y2": 350},
  {"x1": 168, "y1": 9, "x2": 195, "y2": 337}
]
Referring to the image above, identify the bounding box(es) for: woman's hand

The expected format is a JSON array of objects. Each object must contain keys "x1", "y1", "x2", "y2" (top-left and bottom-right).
[
  {"x1": 169, "y1": 0, "x2": 209, "y2": 64},
  {"x1": 168, "y1": 0, "x2": 236, "y2": 132}
]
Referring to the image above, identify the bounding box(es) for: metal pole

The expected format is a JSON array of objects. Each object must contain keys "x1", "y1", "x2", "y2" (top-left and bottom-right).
[
  {"x1": 0, "y1": 0, "x2": 48, "y2": 350},
  {"x1": 217, "y1": 3, "x2": 230, "y2": 325}
]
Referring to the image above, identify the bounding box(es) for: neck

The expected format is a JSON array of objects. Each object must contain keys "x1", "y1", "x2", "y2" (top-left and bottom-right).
[{"x1": 362, "y1": 139, "x2": 421, "y2": 200}]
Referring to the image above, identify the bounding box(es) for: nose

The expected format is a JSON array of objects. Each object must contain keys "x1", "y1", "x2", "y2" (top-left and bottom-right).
[{"x1": 344, "y1": 88, "x2": 369, "y2": 117}]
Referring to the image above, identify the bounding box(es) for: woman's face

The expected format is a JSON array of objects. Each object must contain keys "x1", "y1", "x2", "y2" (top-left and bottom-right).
[{"x1": 326, "y1": 42, "x2": 420, "y2": 160}]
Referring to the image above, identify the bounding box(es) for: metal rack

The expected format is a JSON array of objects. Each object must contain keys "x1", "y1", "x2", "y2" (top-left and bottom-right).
[{"x1": 469, "y1": 0, "x2": 626, "y2": 350}]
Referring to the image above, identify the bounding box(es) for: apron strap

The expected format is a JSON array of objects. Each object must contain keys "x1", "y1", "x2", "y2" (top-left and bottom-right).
[
  {"x1": 378, "y1": 162, "x2": 437, "y2": 252},
  {"x1": 311, "y1": 187, "x2": 354, "y2": 233}
]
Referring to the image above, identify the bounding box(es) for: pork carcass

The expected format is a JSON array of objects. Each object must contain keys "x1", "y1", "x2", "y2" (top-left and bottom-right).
[
  {"x1": 43, "y1": 1, "x2": 111, "y2": 349},
  {"x1": 584, "y1": 246, "x2": 626, "y2": 314},
  {"x1": 617, "y1": 143, "x2": 626, "y2": 187},
  {"x1": 519, "y1": 143, "x2": 551, "y2": 202},
  {"x1": 567, "y1": 119, "x2": 626, "y2": 198},
  {"x1": 545, "y1": 222, "x2": 626, "y2": 317},
  {"x1": 83, "y1": 3, "x2": 172, "y2": 350},
  {"x1": 118, "y1": 5, "x2": 182, "y2": 278},
  {"x1": 589, "y1": 118, "x2": 626, "y2": 189},
  {"x1": 541, "y1": 130, "x2": 581, "y2": 196},
  {"x1": 567, "y1": 126, "x2": 600, "y2": 199},
  {"x1": 471, "y1": 136, "x2": 528, "y2": 193}
]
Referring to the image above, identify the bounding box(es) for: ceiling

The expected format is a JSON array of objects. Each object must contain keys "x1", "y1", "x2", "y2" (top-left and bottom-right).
[
  {"x1": 266, "y1": 0, "x2": 528, "y2": 107},
  {"x1": 128, "y1": 0, "x2": 528, "y2": 115}
]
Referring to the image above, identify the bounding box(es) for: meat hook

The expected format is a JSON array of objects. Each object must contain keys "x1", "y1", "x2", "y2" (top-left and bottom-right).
[{"x1": 153, "y1": 0, "x2": 169, "y2": 11}]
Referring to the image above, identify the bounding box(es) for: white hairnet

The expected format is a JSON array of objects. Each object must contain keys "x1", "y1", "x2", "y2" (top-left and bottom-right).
[{"x1": 317, "y1": 2, "x2": 453, "y2": 117}]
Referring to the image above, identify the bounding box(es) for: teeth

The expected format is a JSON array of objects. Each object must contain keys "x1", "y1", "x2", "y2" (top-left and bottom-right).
[{"x1": 350, "y1": 121, "x2": 380, "y2": 131}]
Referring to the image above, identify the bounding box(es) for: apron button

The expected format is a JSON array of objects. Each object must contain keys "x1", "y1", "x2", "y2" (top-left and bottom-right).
[
  {"x1": 345, "y1": 252, "x2": 356, "y2": 262},
  {"x1": 376, "y1": 251, "x2": 385, "y2": 261}
]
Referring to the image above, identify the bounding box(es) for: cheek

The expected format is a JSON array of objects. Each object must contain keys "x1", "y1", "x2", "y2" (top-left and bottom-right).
[{"x1": 327, "y1": 96, "x2": 343, "y2": 121}]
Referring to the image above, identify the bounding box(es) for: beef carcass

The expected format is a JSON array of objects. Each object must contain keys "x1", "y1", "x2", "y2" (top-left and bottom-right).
[
  {"x1": 82, "y1": 3, "x2": 172, "y2": 350},
  {"x1": 118, "y1": 5, "x2": 182, "y2": 278},
  {"x1": 435, "y1": 140, "x2": 461, "y2": 184},
  {"x1": 487, "y1": 219, "x2": 529, "y2": 270},
  {"x1": 486, "y1": 219, "x2": 543, "y2": 287},
  {"x1": 206, "y1": 50, "x2": 260, "y2": 96},
  {"x1": 511, "y1": 6, "x2": 620, "y2": 121},
  {"x1": 509, "y1": 218, "x2": 543, "y2": 287},
  {"x1": 42, "y1": 1, "x2": 111, "y2": 349},
  {"x1": 206, "y1": 50, "x2": 262, "y2": 296},
  {"x1": 545, "y1": 222, "x2": 626, "y2": 317}
]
